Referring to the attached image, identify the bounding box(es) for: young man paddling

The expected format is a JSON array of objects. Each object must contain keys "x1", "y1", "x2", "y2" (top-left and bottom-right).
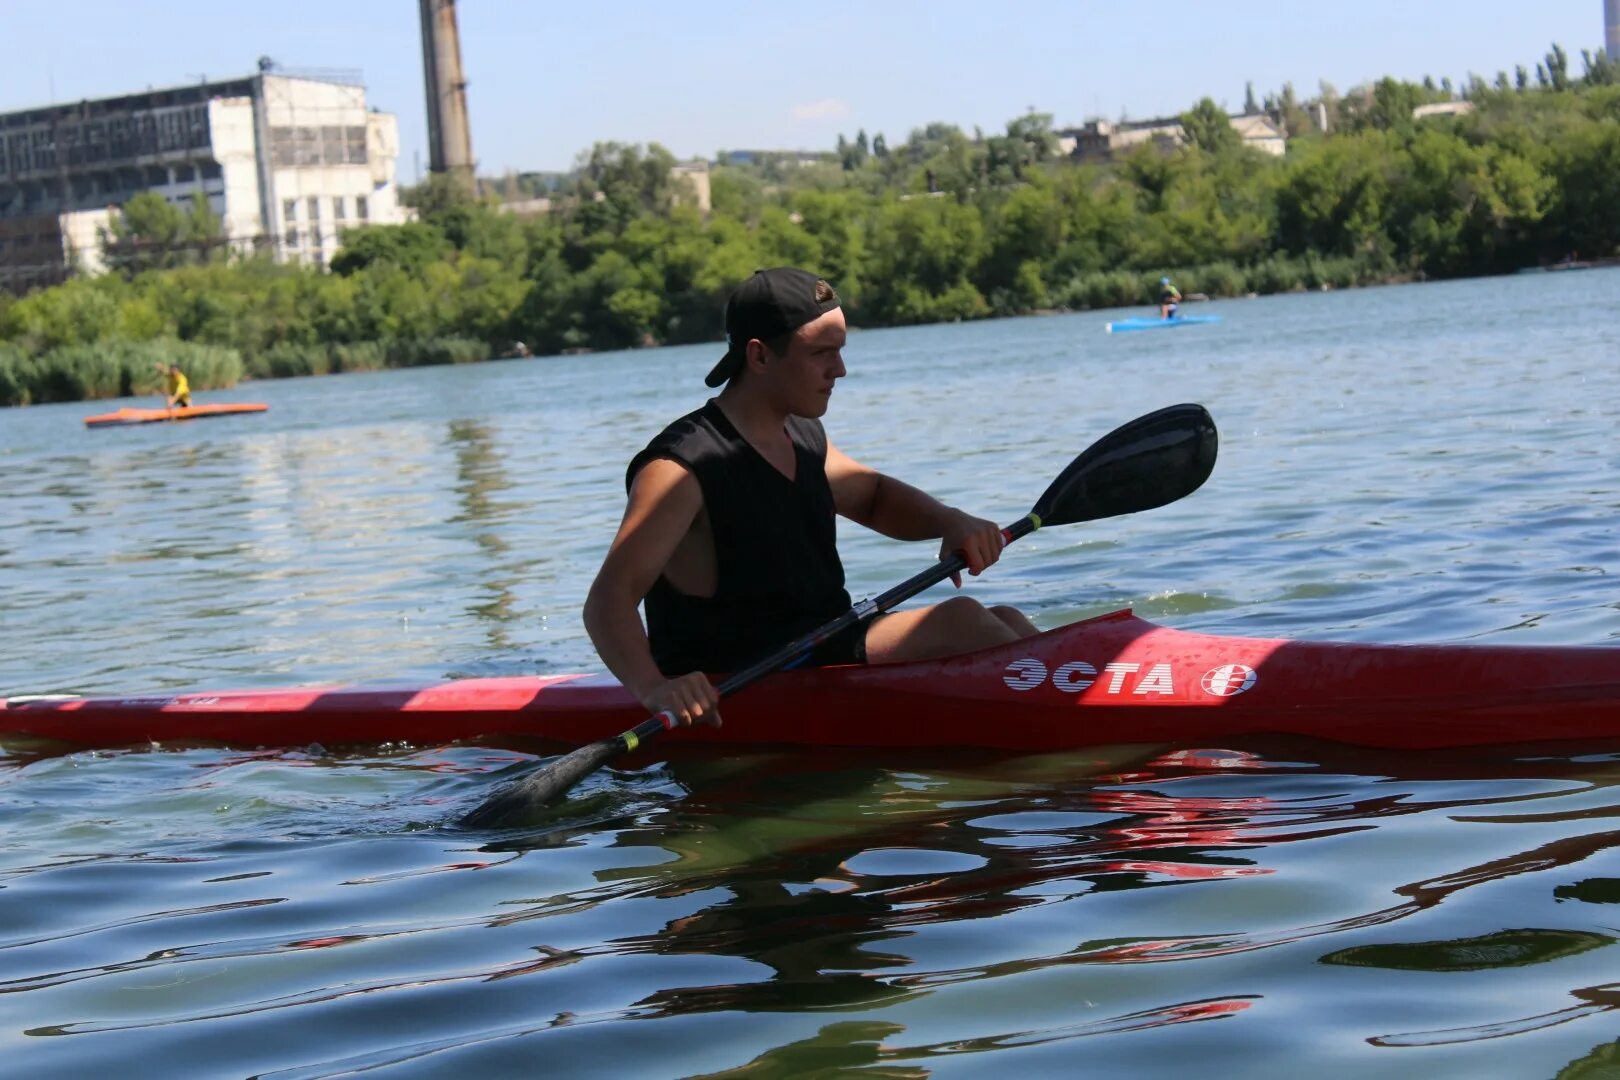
[
  {"x1": 157, "y1": 362, "x2": 192, "y2": 409},
  {"x1": 583, "y1": 267, "x2": 1039, "y2": 727}
]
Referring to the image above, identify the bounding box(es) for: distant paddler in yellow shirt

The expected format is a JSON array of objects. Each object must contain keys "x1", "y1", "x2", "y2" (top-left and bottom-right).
[{"x1": 156, "y1": 362, "x2": 192, "y2": 410}]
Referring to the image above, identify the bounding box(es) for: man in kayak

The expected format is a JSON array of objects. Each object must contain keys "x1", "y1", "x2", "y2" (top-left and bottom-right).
[
  {"x1": 157, "y1": 362, "x2": 192, "y2": 409},
  {"x1": 1158, "y1": 277, "x2": 1182, "y2": 320},
  {"x1": 584, "y1": 267, "x2": 1039, "y2": 727}
]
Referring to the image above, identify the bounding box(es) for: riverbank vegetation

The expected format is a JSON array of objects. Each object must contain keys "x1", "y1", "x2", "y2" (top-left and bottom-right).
[{"x1": 2, "y1": 44, "x2": 1616, "y2": 405}]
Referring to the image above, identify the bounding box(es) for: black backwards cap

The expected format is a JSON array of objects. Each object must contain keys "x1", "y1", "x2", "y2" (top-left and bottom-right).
[{"x1": 705, "y1": 267, "x2": 841, "y2": 387}]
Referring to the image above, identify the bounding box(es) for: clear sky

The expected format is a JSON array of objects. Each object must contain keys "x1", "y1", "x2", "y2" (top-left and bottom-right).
[{"x1": 2, "y1": 1, "x2": 1609, "y2": 178}]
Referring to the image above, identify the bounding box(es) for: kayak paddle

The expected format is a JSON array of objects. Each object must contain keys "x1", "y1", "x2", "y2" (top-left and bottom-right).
[{"x1": 461, "y1": 402, "x2": 1218, "y2": 827}]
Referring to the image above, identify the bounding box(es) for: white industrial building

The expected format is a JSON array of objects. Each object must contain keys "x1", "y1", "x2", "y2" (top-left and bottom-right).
[{"x1": 0, "y1": 70, "x2": 405, "y2": 292}]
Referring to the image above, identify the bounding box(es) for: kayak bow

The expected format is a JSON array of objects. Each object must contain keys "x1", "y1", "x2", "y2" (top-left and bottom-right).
[{"x1": 6, "y1": 609, "x2": 1618, "y2": 752}]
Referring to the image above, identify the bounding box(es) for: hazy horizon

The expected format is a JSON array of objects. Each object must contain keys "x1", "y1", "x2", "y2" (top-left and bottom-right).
[{"x1": 2, "y1": 1, "x2": 1609, "y2": 179}]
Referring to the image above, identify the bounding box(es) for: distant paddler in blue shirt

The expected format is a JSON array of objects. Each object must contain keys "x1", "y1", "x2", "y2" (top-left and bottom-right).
[
  {"x1": 156, "y1": 362, "x2": 192, "y2": 410},
  {"x1": 1158, "y1": 277, "x2": 1182, "y2": 320}
]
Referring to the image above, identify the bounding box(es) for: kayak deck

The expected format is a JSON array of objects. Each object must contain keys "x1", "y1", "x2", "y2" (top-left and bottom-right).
[
  {"x1": 5, "y1": 610, "x2": 1619, "y2": 751},
  {"x1": 1106, "y1": 315, "x2": 1222, "y2": 333},
  {"x1": 84, "y1": 403, "x2": 269, "y2": 428}
]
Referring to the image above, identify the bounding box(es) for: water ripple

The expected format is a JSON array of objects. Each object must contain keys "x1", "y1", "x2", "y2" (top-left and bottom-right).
[{"x1": 4, "y1": 274, "x2": 1620, "y2": 1074}]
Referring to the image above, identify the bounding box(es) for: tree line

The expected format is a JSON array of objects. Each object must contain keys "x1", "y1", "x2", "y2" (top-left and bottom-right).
[{"x1": 1, "y1": 44, "x2": 1616, "y2": 406}]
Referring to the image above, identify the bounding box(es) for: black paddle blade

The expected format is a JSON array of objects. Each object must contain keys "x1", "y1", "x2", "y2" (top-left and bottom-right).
[
  {"x1": 1030, "y1": 403, "x2": 1216, "y2": 528},
  {"x1": 459, "y1": 739, "x2": 621, "y2": 829}
]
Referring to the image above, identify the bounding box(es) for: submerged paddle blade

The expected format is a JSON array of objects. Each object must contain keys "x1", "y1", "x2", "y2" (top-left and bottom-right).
[
  {"x1": 1031, "y1": 403, "x2": 1216, "y2": 528},
  {"x1": 460, "y1": 739, "x2": 622, "y2": 828}
]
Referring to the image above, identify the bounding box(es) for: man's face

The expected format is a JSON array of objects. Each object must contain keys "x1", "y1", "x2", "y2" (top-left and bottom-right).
[{"x1": 766, "y1": 308, "x2": 846, "y2": 418}]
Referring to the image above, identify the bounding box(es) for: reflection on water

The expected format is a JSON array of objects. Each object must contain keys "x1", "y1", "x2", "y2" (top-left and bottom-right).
[
  {"x1": 4, "y1": 739, "x2": 1620, "y2": 1074},
  {"x1": 3, "y1": 272, "x2": 1620, "y2": 1074},
  {"x1": 445, "y1": 418, "x2": 526, "y2": 648},
  {"x1": 1321, "y1": 928, "x2": 1614, "y2": 972}
]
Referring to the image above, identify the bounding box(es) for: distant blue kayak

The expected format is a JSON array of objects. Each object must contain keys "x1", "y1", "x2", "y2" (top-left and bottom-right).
[{"x1": 1105, "y1": 314, "x2": 1222, "y2": 334}]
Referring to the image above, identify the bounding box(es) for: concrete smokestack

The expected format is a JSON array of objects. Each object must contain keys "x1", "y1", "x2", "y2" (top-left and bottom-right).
[
  {"x1": 419, "y1": 0, "x2": 476, "y2": 192},
  {"x1": 1608, "y1": 0, "x2": 1619, "y2": 62}
]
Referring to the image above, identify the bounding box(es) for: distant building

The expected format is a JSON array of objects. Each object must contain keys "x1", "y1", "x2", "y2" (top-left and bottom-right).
[
  {"x1": 718, "y1": 149, "x2": 831, "y2": 168},
  {"x1": 495, "y1": 196, "x2": 553, "y2": 218},
  {"x1": 490, "y1": 169, "x2": 570, "y2": 200},
  {"x1": 494, "y1": 160, "x2": 712, "y2": 218},
  {"x1": 1061, "y1": 118, "x2": 1184, "y2": 162},
  {"x1": 1412, "y1": 101, "x2": 1476, "y2": 120},
  {"x1": 1228, "y1": 113, "x2": 1286, "y2": 155},
  {"x1": 670, "y1": 159, "x2": 711, "y2": 213},
  {"x1": 1059, "y1": 112, "x2": 1287, "y2": 162},
  {"x1": 0, "y1": 71, "x2": 405, "y2": 292}
]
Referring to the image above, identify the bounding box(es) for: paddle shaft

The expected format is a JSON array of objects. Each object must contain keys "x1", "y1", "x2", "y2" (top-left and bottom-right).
[{"x1": 610, "y1": 512, "x2": 1041, "y2": 754}]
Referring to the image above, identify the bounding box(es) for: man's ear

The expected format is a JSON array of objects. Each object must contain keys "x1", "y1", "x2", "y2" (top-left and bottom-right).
[{"x1": 744, "y1": 338, "x2": 771, "y2": 377}]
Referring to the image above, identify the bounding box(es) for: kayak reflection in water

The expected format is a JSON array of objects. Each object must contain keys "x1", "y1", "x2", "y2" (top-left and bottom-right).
[
  {"x1": 1158, "y1": 276, "x2": 1182, "y2": 320},
  {"x1": 156, "y1": 361, "x2": 192, "y2": 409},
  {"x1": 583, "y1": 267, "x2": 1040, "y2": 729}
]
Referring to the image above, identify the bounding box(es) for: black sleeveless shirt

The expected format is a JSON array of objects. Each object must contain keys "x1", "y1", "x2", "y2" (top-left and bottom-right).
[{"x1": 627, "y1": 399, "x2": 851, "y2": 675}]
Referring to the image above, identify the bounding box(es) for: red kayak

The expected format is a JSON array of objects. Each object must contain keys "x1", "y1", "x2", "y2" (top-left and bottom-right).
[
  {"x1": 5, "y1": 610, "x2": 1619, "y2": 751},
  {"x1": 84, "y1": 403, "x2": 268, "y2": 428}
]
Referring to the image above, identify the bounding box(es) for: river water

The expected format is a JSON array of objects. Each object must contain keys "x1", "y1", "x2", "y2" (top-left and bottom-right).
[{"x1": 2, "y1": 270, "x2": 1618, "y2": 1076}]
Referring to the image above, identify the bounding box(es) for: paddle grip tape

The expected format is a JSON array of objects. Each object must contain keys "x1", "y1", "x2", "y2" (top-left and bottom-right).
[{"x1": 619, "y1": 710, "x2": 681, "y2": 752}]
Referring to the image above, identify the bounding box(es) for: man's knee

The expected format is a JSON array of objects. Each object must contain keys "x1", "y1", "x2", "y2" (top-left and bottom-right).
[
  {"x1": 931, "y1": 595, "x2": 1020, "y2": 644},
  {"x1": 989, "y1": 603, "x2": 1039, "y2": 637},
  {"x1": 988, "y1": 603, "x2": 1021, "y2": 625},
  {"x1": 935, "y1": 594, "x2": 993, "y2": 626}
]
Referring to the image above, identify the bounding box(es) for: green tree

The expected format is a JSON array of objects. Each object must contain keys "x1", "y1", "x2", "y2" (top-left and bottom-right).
[
  {"x1": 330, "y1": 222, "x2": 452, "y2": 275},
  {"x1": 1275, "y1": 82, "x2": 1311, "y2": 137},
  {"x1": 0, "y1": 276, "x2": 123, "y2": 349},
  {"x1": 1275, "y1": 131, "x2": 1396, "y2": 260},
  {"x1": 863, "y1": 196, "x2": 987, "y2": 324},
  {"x1": 789, "y1": 189, "x2": 866, "y2": 299},
  {"x1": 1355, "y1": 78, "x2": 1425, "y2": 132},
  {"x1": 1547, "y1": 119, "x2": 1620, "y2": 256},
  {"x1": 401, "y1": 173, "x2": 478, "y2": 218},
  {"x1": 572, "y1": 141, "x2": 681, "y2": 229},
  {"x1": 1180, "y1": 98, "x2": 1240, "y2": 154},
  {"x1": 979, "y1": 180, "x2": 1063, "y2": 312},
  {"x1": 1546, "y1": 44, "x2": 1571, "y2": 92},
  {"x1": 1581, "y1": 49, "x2": 1618, "y2": 87},
  {"x1": 101, "y1": 191, "x2": 221, "y2": 276}
]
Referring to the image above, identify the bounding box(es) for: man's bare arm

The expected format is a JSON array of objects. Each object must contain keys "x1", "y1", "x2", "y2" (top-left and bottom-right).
[
  {"x1": 825, "y1": 441, "x2": 1005, "y2": 576},
  {"x1": 582, "y1": 458, "x2": 721, "y2": 724}
]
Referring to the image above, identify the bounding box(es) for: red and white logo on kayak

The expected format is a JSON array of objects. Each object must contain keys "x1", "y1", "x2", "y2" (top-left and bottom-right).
[
  {"x1": 1200, "y1": 664, "x2": 1257, "y2": 697},
  {"x1": 1002, "y1": 659, "x2": 1259, "y2": 697}
]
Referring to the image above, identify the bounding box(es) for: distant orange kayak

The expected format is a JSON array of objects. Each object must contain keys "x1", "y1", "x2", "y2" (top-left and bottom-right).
[{"x1": 83, "y1": 403, "x2": 269, "y2": 428}]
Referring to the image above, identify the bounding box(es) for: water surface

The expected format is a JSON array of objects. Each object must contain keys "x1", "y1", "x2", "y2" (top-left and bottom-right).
[{"x1": 2, "y1": 271, "x2": 1619, "y2": 1076}]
